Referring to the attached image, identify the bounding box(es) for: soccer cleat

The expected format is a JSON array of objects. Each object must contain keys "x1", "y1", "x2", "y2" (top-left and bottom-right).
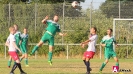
[
  {"x1": 99, "y1": 71, "x2": 102, "y2": 74},
  {"x1": 21, "y1": 71, "x2": 27, "y2": 74},
  {"x1": 89, "y1": 68, "x2": 92, "y2": 71},
  {"x1": 48, "y1": 61, "x2": 52, "y2": 66},
  {"x1": 86, "y1": 71, "x2": 90, "y2": 74},
  {"x1": 8, "y1": 66, "x2": 10, "y2": 68},
  {"x1": 25, "y1": 65, "x2": 29, "y2": 67}
]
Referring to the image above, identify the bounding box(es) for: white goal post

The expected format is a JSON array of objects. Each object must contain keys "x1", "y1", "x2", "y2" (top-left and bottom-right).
[
  {"x1": 113, "y1": 19, "x2": 133, "y2": 58},
  {"x1": 113, "y1": 18, "x2": 133, "y2": 38}
]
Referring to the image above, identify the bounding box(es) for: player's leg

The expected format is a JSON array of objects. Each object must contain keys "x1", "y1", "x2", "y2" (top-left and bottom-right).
[
  {"x1": 20, "y1": 45, "x2": 25, "y2": 61},
  {"x1": 15, "y1": 59, "x2": 26, "y2": 74},
  {"x1": 48, "y1": 45, "x2": 53, "y2": 66},
  {"x1": 86, "y1": 51, "x2": 95, "y2": 74},
  {"x1": 48, "y1": 37, "x2": 54, "y2": 65},
  {"x1": 82, "y1": 51, "x2": 88, "y2": 68},
  {"x1": 30, "y1": 33, "x2": 48, "y2": 55},
  {"x1": 9, "y1": 52, "x2": 26, "y2": 74},
  {"x1": 24, "y1": 53, "x2": 29, "y2": 67},
  {"x1": 85, "y1": 58, "x2": 91, "y2": 74},
  {"x1": 82, "y1": 55, "x2": 86, "y2": 66},
  {"x1": 8, "y1": 56, "x2": 12, "y2": 68},
  {"x1": 114, "y1": 57, "x2": 119, "y2": 66},
  {"x1": 113, "y1": 52, "x2": 119, "y2": 67},
  {"x1": 20, "y1": 54, "x2": 25, "y2": 62},
  {"x1": 21, "y1": 45, "x2": 29, "y2": 66},
  {"x1": 83, "y1": 51, "x2": 94, "y2": 74},
  {"x1": 99, "y1": 53, "x2": 110, "y2": 73},
  {"x1": 30, "y1": 40, "x2": 43, "y2": 55},
  {"x1": 99, "y1": 59, "x2": 109, "y2": 71},
  {"x1": 83, "y1": 55, "x2": 88, "y2": 73}
]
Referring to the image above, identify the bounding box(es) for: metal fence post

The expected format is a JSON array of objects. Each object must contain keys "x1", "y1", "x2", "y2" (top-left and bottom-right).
[
  {"x1": 35, "y1": 51, "x2": 37, "y2": 59},
  {"x1": 119, "y1": 0, "x2": 121, "y2": 18},
  {"x1": 127, "y1": 47, "x2": 128, "y2": 58},
  {"x1": 113, "y1": 19, "x2": 115, "y2": 51},
  {"x1": 35, "y1": 3, "x2": 37, "y2": 35},
  {"x1": 8, "y1": 3, "x2": 11, "y2": 27},
  {"x1": 100, "y1": 45, "x2": 102, "y2": 59},
  {"x1": 66, "y1": 44, "x2": 68, "y2": 59},
  {"x1": 90, "y1": 0, "x2": 93, "y2": 29},
  {"x1": 5, "y1": 45, "x2": 7, "y2": 59},
  {"x1": 62, "y1": 2, "x2": 65, "y2": 44}
]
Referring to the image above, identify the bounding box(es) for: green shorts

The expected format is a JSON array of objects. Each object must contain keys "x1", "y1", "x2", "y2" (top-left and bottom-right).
[
  {"x1": 41, "y1": 32, "x2": 54, "y2": 46},
  {"x1": 20, "y1": 44, "x2": 27, "y2": 54},
  {"x1": 104, "y1": 51, "x2": 117, "y2": 59}
]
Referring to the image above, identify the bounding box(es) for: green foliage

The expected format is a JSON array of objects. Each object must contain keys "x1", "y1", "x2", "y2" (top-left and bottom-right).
[
  {"x1": 100, "y1": 0, "x2": 133, "y2": 18},
  {"x1": 0, "y1": 3, "x2": 133, "y2": 59},
  {"x1": 106, "y1": 0, "x2": 133, "y2": 1},
  {"x1": 0, "y1": 0, "x2": 85, "y2": 4}
]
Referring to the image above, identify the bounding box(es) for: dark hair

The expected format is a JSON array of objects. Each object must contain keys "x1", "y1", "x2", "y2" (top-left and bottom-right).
[
  {"x1": 108, "y1": 28, "x2": 113, "y2": 32},
  {"x1": 24, "y1": 27, "x2": 27, "y2": 29},
  {"x1": 92, "y1": 27, "x2": 97, "y2": 32},
  {"x1": 54, "y1": 14, "x2": 58, "y2": 16}
]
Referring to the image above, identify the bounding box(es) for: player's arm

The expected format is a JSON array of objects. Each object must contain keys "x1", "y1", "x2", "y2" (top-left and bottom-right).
[
  {"x1": 81, "y1": 35, "x2": 97, "y2": 45},
  {"x1": 100, "y1": 42, "x2": 106, "y2": 47},
  {"x1": 113, "y1": 39, "x2": 118, "y2": 47},
  {"x1": 81, "y1": 39, "x2": 91, "y2": 45},
  {"x1": 5, "y1": 38, "x2": 10, "y2": 47},
  {"x1": 59, "y1": 32, "x2": 66, "y2": 36},
  {"x1": 80, "y1": 39, "x2": 91, "y2": 48},
  {"x1": 12, "y1": 41, "x2": 21, "y2": 53},
  {"x1": 81, "y1": 35, "x2": 97, "y2": 48},
  {"x1": 5, "y1": 42, "x2": 9, "y2": 47},
  {"x1": 41, "y1": 16, "x2": 49, "y2": 24},
  {"x1": 100, "y1": 37, "x2": 106, "y2": 47}
]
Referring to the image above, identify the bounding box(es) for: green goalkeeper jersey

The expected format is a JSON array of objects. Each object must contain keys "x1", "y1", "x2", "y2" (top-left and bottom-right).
[
  {"x1": 101, "y1": 35, "x2": 116, "y2": 52},
  {"x1": 45, "y1": 20, "x2": 61, "y2": 36},
  {"x1": 21, "y1": 33, "x2": 28, "y2": 45},
  {"x1": 14, "y1": 31, "x2": 21, "y2": 46}
]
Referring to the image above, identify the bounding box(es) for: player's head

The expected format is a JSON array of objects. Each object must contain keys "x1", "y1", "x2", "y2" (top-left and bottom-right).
[
  {"x1": 107, "y1": 28, "x2": 113, "y2": 35},
  {"x1": 23, "y1": 27, "x2": 28, "y2": 34},
  {"x1": 90, "y1": 27, "x2": 97, "y2": 34},
  {"x1": 9, "y1": 26, "x2": 16, "y2": 34},
  {"x1": 14, "y1": 24, "x2": 18, "y2": 31},
  {"x1": 53, "y1": 15, "x2": 59, "y2": 22}
]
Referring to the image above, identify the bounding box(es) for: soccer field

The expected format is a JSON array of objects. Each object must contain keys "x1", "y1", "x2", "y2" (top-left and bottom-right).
[{"x1": 0, "y1": 57, "x2": 132, "y2": 74}]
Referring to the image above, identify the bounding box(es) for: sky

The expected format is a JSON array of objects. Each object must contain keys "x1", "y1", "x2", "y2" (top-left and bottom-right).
[{"x1": 80, "y1": 0, "x2": 106, "y2": 10}]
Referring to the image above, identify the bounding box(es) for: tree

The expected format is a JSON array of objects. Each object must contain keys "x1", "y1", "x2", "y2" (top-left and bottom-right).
[
  {"x1": 100, "y1": 0, "x2": 133, "y2": 18},
  {"x1": 0, "y1": 0, "x2": 85, "y2": 4}
]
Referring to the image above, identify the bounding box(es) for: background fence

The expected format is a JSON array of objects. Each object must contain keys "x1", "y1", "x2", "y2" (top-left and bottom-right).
[{"x1": 0, "y1": 1, "x2": 133, "y2": 59}]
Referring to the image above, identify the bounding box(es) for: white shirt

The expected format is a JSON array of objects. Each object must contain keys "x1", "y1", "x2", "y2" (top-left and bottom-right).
[
  {"x1": 7, "y1": 34, "x2": 16, "y2": 51},
  {"x1": 6, "y1": 36, "x2": 10, "y2": 44},
  {"x1": 87, "y1": 34, "x2": 98, "y2": 52}
]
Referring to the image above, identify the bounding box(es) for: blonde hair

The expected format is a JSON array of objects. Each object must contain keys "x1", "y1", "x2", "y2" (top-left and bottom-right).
[
  {"x1": 14, "y1": 24, "x2": 18, "y2": 27},
  {"x1": 9, "y1": 26, "x2": 14, "y2": 32}
]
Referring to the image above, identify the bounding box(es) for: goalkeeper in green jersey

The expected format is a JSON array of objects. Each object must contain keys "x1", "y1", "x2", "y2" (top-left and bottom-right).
[{"x1": 30, "y1": 15, "x2": 66, "y2": 65}]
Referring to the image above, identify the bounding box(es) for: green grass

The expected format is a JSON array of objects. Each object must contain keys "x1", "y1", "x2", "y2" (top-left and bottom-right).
[{"x1": 0, "y1": 57, "x2": 133, "y2": 74}]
